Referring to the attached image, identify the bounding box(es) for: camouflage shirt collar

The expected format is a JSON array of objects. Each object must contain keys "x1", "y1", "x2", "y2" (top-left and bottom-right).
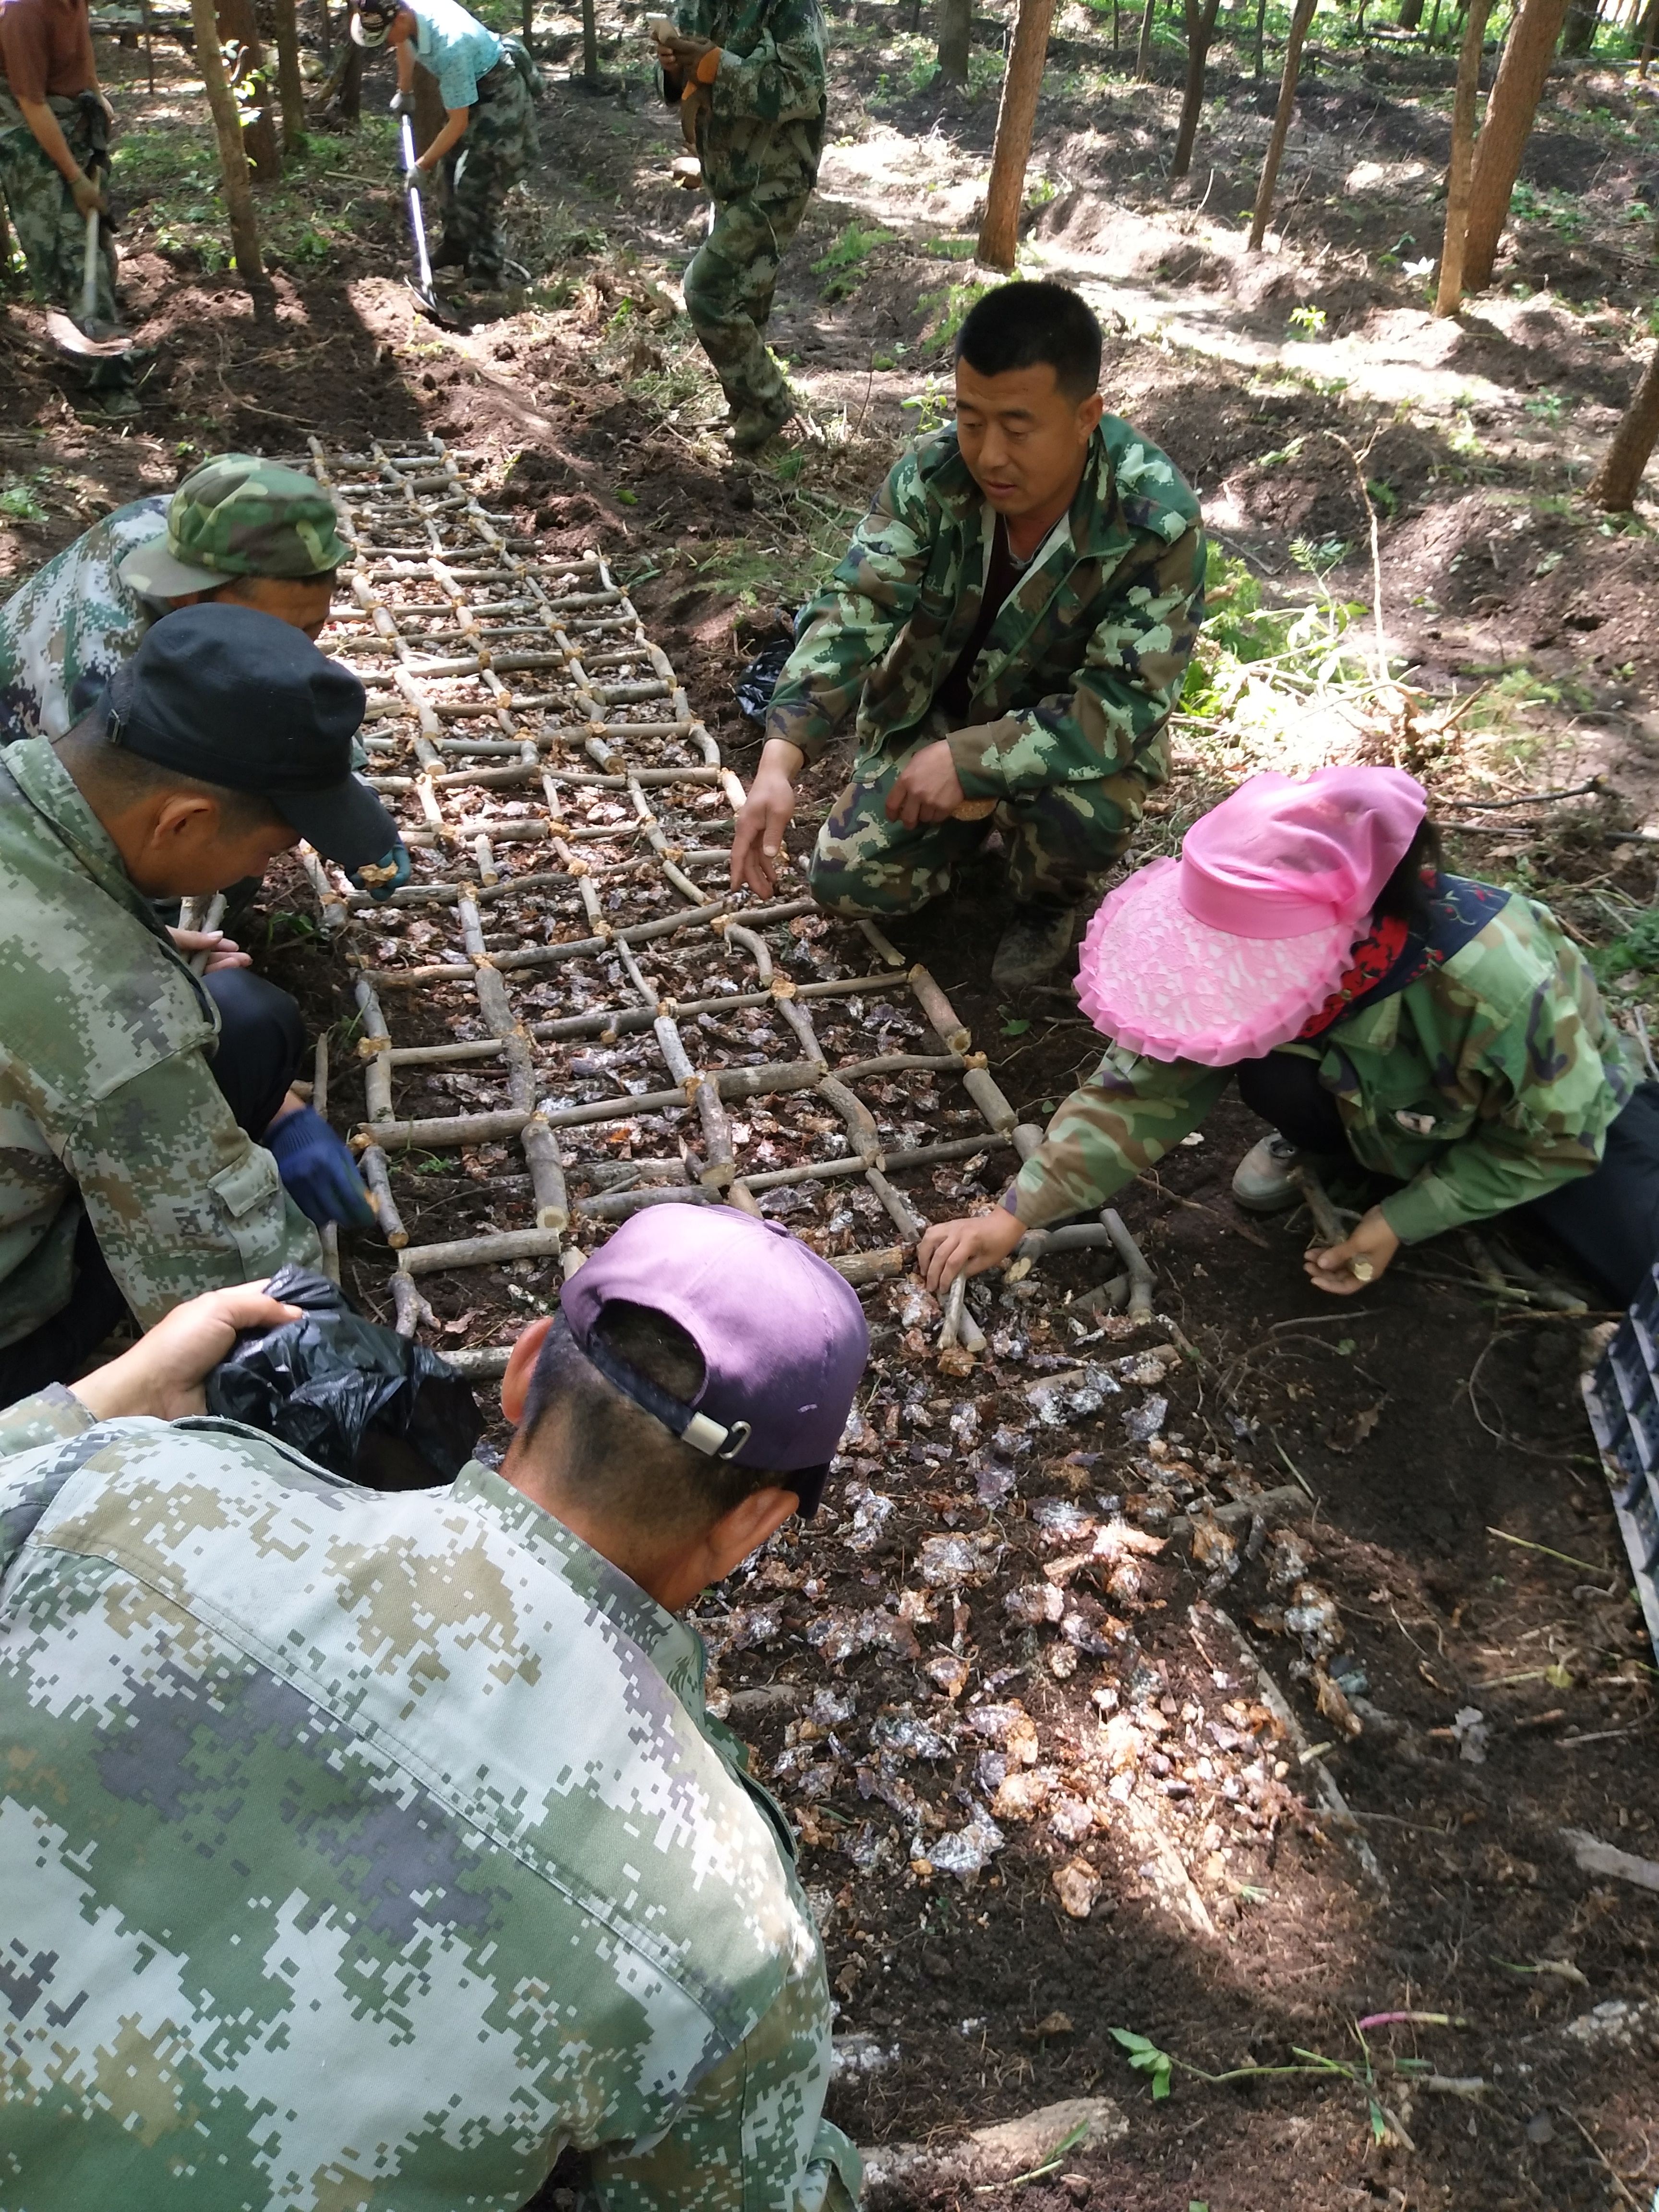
[
  {"x1": 453, "y1": 1456, "x2": 707, "y2": 1692},
  {"x1": 2, "y1": 736, "x2": 175, "y2": 939}
]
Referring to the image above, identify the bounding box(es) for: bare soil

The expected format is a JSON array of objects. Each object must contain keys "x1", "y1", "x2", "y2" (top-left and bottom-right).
[{"x1": 2, "y1": 11, "x2": 1657, "y2": 2206}]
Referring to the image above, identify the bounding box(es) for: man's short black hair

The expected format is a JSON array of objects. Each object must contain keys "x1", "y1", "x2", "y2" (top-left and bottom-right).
[
  {"x1": 955, "y1": 280, "x2": 1103, "y2": 403},
  {"x1": 514, "y1": 1303, "x2": 780, "y2": 1532}
]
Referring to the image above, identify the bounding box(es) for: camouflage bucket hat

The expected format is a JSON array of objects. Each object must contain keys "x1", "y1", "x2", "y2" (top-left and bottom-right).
[{"x1": 118, "y1": 453, "x2": 349, "y2": 597}]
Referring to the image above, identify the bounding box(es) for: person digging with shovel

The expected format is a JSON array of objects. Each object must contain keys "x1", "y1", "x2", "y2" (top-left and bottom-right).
[
  {"x1": 0, "y1": 0, "x2": 137, "y2": 410},
  {"x1": 351, "y1": 0, "x2": 541, "y2": 295}
]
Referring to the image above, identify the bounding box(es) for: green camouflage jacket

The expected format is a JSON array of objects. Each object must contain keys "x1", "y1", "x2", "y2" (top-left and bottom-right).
[
  {"x1": 1012, "y1": 883, "x2": 1634, "y2": 1242},
  {"x1": 673, "y1": 0, "x2": 826, "y2": 204},
  {"x1": 0, "y1": 737, "x2": 319, "y2": 1344},
  {"x1": 0, "y1": 493, "x2": 169, "y2": 743},
  {"x1": 768, "y1": 419, "x2": 1205, "y2": 798},
  {"x1": 0, "y1": 1392, "x2": 859, "y2": 2211}
]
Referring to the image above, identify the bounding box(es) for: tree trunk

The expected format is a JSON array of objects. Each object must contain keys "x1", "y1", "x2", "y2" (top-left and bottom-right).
[
  {"x1": 1253, "y1": 0, "x2": 1265, "y2": 73},
  {"x1": 190, "y1": 0, "x2": 266, "y2": 280},
  {"x1": 1589, "y1": 344, "x2": 1659, "y2": 508},
  {"x1": 1559, "y1": 0, "x2": 1600, "y2": 51},
  {"x1": 1641, "y1": 0, "x2": 1659, "y2": 72},
  {"x1": 977, "y1": 0, "x2": 1056, "y2": 269},
  {"x1": 1434, "y1": 0, "x2": 1493, "y2": 313},
  {"x1": 938, "y1": 0, "x2": 973, "y2": 80},
  {"x1": 1170, "y1": 0, "x2": 1223, "y2": 177},
  {"x1": 579, "y1": 0, "x2": 599, "y2": 78},
  {"x1": 1461, "y1": 0, "x2": 1571, "y2": 289},
  {"x1": 215, "y1": 0, "x2": 281, "y2": 176},
  {"x1": 521, "y1": 0, "x2": 533, "y2": 49},
  {"x1": 317, "y1": 0, "x2": 331, "y2": 65},
  {"x1": 1134, "y1": 0, "x2": 1157, "y2": 77},
  {"x1": 1247, "y1": 0, "x2": 1316, "y2": 249},
  {"x1": 1397, "y1": 0, "x2": 1423, "y2": 24},
  {"x1": 272, "y1": 0, "x2": 305, "y2": 149}
]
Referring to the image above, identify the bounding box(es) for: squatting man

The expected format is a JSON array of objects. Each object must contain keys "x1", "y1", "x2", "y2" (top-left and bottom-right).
[
  {"x1": 731, "y1": 279, "x2": 1206, "y2": 991},
  {"x1": 0, "y1": 1207, "x2": 869, "y2": 2210}
]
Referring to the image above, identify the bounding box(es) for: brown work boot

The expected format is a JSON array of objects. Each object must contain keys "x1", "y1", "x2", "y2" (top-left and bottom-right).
[
  {"x1": 990, "y1": 901, "x2": 1075, "y2": 991},
  {"x1": 727, "y1": 395, "x2": 793, "y2": 454}
]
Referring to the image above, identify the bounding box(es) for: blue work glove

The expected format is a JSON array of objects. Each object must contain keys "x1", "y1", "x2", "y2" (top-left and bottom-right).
[
  {"x1": 350, "y1": 843, "x2": 413, "y2": 902},
  {"x1": 266, "y1": 1106, "x2": 377, "y2": 1231}
]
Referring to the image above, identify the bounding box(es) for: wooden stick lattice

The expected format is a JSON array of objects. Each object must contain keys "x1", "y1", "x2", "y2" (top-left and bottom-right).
[{"x1": 299, "y1": 436, "x2": 1065, "y2": 1377}]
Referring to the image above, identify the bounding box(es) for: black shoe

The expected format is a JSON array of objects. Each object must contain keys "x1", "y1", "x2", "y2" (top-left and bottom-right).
[{"x1": 429, "y1": 237, "x2": 468, "y2": 270}]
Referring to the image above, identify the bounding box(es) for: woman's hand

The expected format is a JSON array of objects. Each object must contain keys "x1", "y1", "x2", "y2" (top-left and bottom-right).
[
  {"x1": 1303, "y1": 1205, "x2": 1400, "y2": 1295},
  {"x1": 69, "y1": 1283, "x2": 303, "y2": 1422},
  {"x1": 917, "y1": 1207, "x2": 1026, "y2": 1293}
]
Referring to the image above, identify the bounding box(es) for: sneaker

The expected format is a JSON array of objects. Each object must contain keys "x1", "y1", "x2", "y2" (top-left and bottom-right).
[
  {"x1": 430, "y1": 236, "x2": 469, "y2": 270},
  {"x1": 727, "y1": 396, "x2": 793, "y2": 454},
  {"x1": 1231, "y1": 1132, "x2": 1307, "y2": 1213},
  {"x1": 990, "y1": 901, "x2": 1075, "y2": 991}
]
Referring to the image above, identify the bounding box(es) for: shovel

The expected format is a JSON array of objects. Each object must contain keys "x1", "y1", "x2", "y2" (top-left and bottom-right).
[
  {"x1": 44, "y1": 205, "x2": 135, "y2": 361},
  {"x1": 398, "y1": 116, "x2": 462, "y2": 328}
]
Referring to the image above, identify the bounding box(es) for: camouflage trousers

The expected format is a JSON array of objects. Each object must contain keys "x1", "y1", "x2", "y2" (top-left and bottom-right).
[
  {"x1": 684, "y1": 190, "x2": 810, "y2": 416},
  {"x1": 809, "y1": 716, "x2": 1167, "y2": 915},
  {"x1": 0, "y1": 91, "x2": 118, "y2": 325},
  {"x1": 438, "y1": 48, "x2": 538, "y2": 280}
]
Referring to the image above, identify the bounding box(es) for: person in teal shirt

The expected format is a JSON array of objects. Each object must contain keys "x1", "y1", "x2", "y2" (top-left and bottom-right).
[{"x1": 352, "y1": 0, "x2": 541, "y2": 285}]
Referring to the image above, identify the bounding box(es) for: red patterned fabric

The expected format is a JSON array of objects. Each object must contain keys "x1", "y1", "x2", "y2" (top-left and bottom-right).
[{"x1": 1297, "y1": 914, "x2": 1410, "y2": 1038}]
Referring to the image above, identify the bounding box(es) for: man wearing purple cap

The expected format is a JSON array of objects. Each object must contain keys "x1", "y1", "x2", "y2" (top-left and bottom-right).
[{"x1": 0, "y1": 1208, "x2": 869, "y2": 2210}]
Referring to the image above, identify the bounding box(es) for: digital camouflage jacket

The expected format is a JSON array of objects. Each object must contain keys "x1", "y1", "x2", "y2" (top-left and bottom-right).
[
  {"x1": 0, "y1": 493, "x2": 168, "y2": 743},
  {"x1": 1011, "y1": 882, "x2": 1634, "y2": 1242},
  {"x1": 0, "y1": 736, "x2": 319, "y2": 1344},
  {"x1": 767, "y1": 418, "x2": 1206, "y2": 798},
  {"x1": 672, "y1": 0, "x2": 826, "y2": 204},
  {"x1": 0, "y1": 1393, "x2": 859, "y2": 2212}
]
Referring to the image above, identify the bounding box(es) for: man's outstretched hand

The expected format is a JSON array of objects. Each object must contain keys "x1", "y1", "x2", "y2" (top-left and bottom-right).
[
  {"x1": 917, "y1": 1207, "x2": 1025, "y2": 1293},
  {"x1": 730, "y1": 737, "x2": 805, "y2": 899},
  {"x1": 887, "y1": 739, "x2": 964, "y2": 829},
  {"x1": 1304, "y1": 1205, "x2": 1400, "y2": 1295},
  {"x1": 69, "y1": 1282, "x2": 304, "y2": 1422}
]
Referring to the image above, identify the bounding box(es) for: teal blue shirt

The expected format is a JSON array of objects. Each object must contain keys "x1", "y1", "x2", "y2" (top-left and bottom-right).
[{"x1": 413, "y1": 0, "x2": 501, "y2": 107}]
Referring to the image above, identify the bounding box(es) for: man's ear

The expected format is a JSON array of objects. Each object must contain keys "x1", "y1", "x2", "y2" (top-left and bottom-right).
[
  {"x1": 1078, "y1": 392, "x2": 1105, "y2": 437},
  {"x1": 702, "y1": 1484, "x2": 799, "y2": 1586},
  {"x1": 501, "y1": 1313, "x2": 556, "y2": 1424},
  {"x1": 150, "y1": 792, "x2": 222, "y2": 850}
]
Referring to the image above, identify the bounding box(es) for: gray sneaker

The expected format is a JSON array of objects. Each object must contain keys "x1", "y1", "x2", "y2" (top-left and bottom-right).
[
  {"x1": 991, "y1": 902, "x2": 1075, "y2": 991},
  {"x1": 1231, "y1": 1132, "x2": 1304, "y2": 1213}
]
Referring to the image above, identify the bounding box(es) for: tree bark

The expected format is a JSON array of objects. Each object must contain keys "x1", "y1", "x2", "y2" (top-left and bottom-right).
[
  {"x1": 272, "y1": 0, "x2": 305, "y2": 149},
  {"x1": 1253, "y1": 0, "x2": 1265, "y2": 73},
  {"x1": 1134, "y1": 0, "x2": 1157, "y2": 77},
  {"x1": 215, "y1": 0, "x2": 281, "y2": 175},
  {"x1": 190, "y1": 0, "x2": 266, "y2": 280},
  {"x1": 1434, "y1": 0, "x2": 1493, "y2": 313},
  {"x1": 1170, "y1": 0, "x2": 1223, "y2": 177},
  {"x1": 938, "y1": 0, "x2": 973, "y2": 80},
  {"x1": 317, "y1": 0, "x2": 331, "y2": 65},
  {"x1": 1589, "y1": 344, "x2": 1659, "y2": 509},
  {"x1": 977, "y1": 0, "x2": 1056, "y2": 270},
  {"x1": 1397, "y1": 0, "x2": 1424, "y2": 25},
  {"x1": 1558, "y1": 0, "x2": 1601, "y2": 52},
  {"x1": 1636, "y1": 0, "x2": 1659, "y2": 70},
  {"x1": 1247, "y1": 0, "x2": 1316, "y2": 249},
  {"x1": 1461, "y1": 0, "x2": 1571, "y2": 289}
]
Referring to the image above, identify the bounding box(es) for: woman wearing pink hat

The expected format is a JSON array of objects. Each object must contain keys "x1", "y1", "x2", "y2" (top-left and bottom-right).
[{"x1": 919, "y1": 766, "x2": 1658, "y2": 1303}]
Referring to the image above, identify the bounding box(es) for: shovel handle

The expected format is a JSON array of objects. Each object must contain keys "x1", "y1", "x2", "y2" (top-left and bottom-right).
[
  {"x1": 399, "y1": 115, "x2": 436, "y2": 294},
  {"x1": 81, "y1": 204, "x2": 99, "y2": 329}
]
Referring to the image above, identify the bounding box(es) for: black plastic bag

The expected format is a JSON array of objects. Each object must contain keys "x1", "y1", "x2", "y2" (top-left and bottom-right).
[
  {"x1": 735, "y1": 635, "x2": 796, "y2": 723},
  {"x1": 205, "y1": 1265, "x2": 482, "y2": 1490}
]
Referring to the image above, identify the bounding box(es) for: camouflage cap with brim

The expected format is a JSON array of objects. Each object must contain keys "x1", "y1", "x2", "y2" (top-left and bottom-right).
[{"x1": 118, "y1": 453, "x2": 349, "y2": 598}]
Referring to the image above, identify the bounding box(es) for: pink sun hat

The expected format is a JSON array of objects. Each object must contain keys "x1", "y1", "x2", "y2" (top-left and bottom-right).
[{"x1": 1075, "y1": 767, "x2": 1429, "y2": 1067}]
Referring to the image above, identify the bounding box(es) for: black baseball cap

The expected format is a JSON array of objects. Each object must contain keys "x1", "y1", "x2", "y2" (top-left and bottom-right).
[{"x1": 102, "y1": 602, "x2": 400, "y2": 875}]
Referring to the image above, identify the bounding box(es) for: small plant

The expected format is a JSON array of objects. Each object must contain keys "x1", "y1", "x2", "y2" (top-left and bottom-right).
[
  {"x1": 900, "y1": 375, "x2": 953, "y2": 437},
  {"x1": 1290, "y1": 535, "x2": 1351, "y2": 580},
  {"x1": 1286, "y1": 303, "x2": 1327, "y2": 339},
  {"x1": 924, "y1": 236, "x2": 977, "y2": 260},
  {"x1": 1589, "y1": 907, "x2": 1659, "y2": 989},
  {"x1": 0, "y1": 479, "x2": 48, "y2": 524},
  {"x1": 811, "y1": 221, "x2": 896, "y2": 303},
  {"x1": 919, "y1": 279, "x2": 994, "y2": 350},
  {"x1": 1523, "y1": 390, "x2": 1570, "y2": 423}
]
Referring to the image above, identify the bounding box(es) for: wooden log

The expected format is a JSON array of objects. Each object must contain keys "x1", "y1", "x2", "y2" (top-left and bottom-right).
[
  {"x1": 964, "y1": 1065, "x2": 1019, "y2": 1133},
  {"x1": 520, "y1": 1114, "x2": 569, "y2": 1231},
  {"x1": 398, "y1": 1227, "x2": 565, "y2": 1275},
  {"x1": 576, "y1": 1184, "x2": 722, "y2": 1220},
  {"x1": 909, "y1": 963, "x2": 972, "y2": 1054},
  {"x1": 1103, "y1": 1209, "x2": 1156, "y2": 1321},
  {"x1": 830, "y1": 1245, "x2": 907, "y2": 1287},
  {"x1": 359, "y1": 1145, "x2": 409, "y2": 1246},
  {"x1": 819, "y1": 1075, "x2": 883, "y2": 1167},
  {"x1": 866, "y1": 1166, "x2": 925, "y2": 1246}
]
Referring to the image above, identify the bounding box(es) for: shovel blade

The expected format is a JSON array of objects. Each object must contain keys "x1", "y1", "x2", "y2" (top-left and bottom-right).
[
  {"x1": 405, "y1": 278, "x2": 463, "y2": 330},
  {"x1": 43, "y1": 309, "x2": 136, "y2": 360}
]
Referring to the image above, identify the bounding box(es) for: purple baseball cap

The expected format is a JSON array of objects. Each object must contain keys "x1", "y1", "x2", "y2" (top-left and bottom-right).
[{"x1": 560, "y1": 1207, "x2": 870, "y2": 1515}]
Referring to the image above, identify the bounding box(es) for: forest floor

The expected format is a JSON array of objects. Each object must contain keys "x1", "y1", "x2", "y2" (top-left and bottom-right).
[{"x1": 3, "y1": 5, "x2": 1659, "y2": 2206}]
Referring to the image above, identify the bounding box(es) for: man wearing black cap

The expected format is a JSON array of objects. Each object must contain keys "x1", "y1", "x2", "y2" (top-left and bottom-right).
[{"x1": 0, "y1": 601, "x2": 412, "y2": 1398}]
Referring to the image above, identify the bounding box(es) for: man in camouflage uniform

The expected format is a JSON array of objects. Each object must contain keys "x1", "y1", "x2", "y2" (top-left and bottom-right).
[
  {"x1": 0, "y1": 451, "x2": 348, "y2": 745},
  {"x1": 0, "y1": 0, "x2": 130, "y2": 398},
  {"x1": 731, "y1": 284, "x2": 1206, "y2": 989},
  {"x1": 654, "y1": 0, "x2": 826, "y2": 451},
  {"x1": 918, "y1": 842, "x2": 1659, "y2": 1308},
  {"x1": 0, "y1": 1208, "x2": 869, "y2": 2211},
  {"x1": 0, "y1": 603, "x2": 409, "y2": 1401},
  {"x1": 353, "y1": 0, "x2": 541, "y2": 287}
]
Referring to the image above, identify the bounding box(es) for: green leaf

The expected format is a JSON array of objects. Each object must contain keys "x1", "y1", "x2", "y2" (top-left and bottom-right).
[
  {"x1": 1110, "y1": 2027, "x2": 1174, "y2": 2099},
  {"x1": 615, "y1": 490, "x2": 638, "y2": 506},
  {"x1": 1001, "y1": 1017, "x2": 1031, "y2": 1036},
  {"x1": 1368, "y1": 2098, "x2": 1388, "y2": 2143},
  {"x1": 1334, "y1": 1337, "x2": 1356, "y2": 1356}
]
